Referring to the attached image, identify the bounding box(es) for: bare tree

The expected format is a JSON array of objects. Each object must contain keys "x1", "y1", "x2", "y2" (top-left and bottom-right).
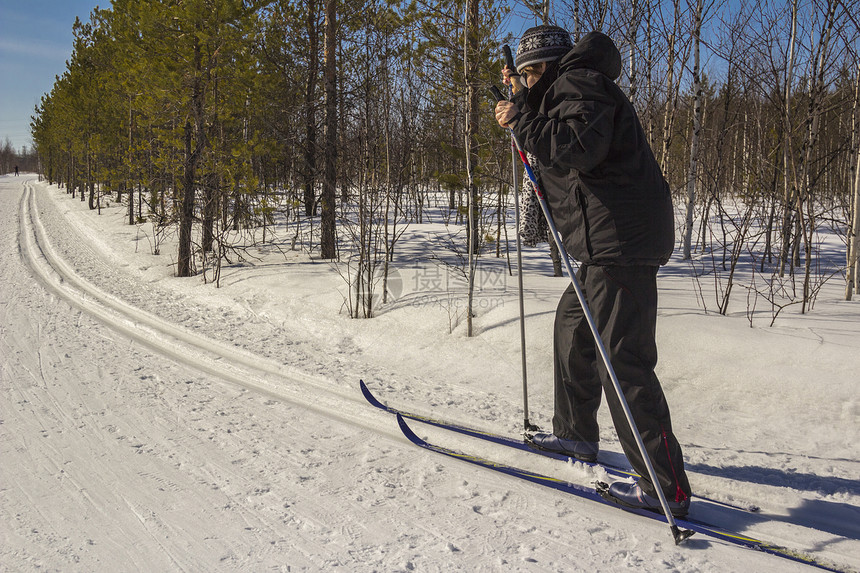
[
  {"x1": 304, "y1": 0, "x2": 321, "y2": 218},
  {"x1": 682, "y1": 0, "x2": 707, "y2": 260},
  {"x1": 777, "y1": 0, "x2": 800, "y2": 277},
  {"x1": 464, "y1": 0, "x2": 480, "y2": 336},
  {"x1": 848, "y1": 64, "x2": 860, "y2": 300},
  {"x1": 658, "y1": 0, "x2": 692, "y2": 175},
  {"x1": 320, "y1": 0, "x2": 338, "y2": 259},
  {"x1": 793, "y1": 0, "x2": 838, "y2": 312}
]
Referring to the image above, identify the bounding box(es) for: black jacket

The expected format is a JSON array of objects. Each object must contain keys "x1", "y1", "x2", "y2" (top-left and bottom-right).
[{"x1": 511, "y1": 31, "x2": 674, "y2": 266}]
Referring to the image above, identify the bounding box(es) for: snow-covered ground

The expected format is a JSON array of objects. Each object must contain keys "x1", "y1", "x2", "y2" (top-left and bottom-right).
[{"x1": 1, "y1": 173, "x2": 858, "y2": 572}]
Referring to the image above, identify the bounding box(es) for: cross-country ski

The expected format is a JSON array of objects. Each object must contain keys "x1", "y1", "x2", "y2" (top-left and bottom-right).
[{"x1": 396, "y1": 414, "x2": 849, "y2": 572}]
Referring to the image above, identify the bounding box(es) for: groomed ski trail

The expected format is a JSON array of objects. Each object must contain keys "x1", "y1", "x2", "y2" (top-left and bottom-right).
[
  {"x1": 18, "y1": 180, "x2": 394, "y2": 440},
  {"x1": 4, "y1": 176, "x2": 856, "y2": 572}
]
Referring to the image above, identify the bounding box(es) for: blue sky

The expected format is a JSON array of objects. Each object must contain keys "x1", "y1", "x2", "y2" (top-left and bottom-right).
[{"x1": 0, "y1": 0, "x2": 102, "y2": 151}]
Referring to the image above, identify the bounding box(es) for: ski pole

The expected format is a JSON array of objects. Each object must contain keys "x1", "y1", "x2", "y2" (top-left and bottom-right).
[
  {"x1": 502, "y1": 45, "x2": 537, "y2": 433},
  {"x1": 490, "y1": 84, "x2": 694, "y2": 545}
]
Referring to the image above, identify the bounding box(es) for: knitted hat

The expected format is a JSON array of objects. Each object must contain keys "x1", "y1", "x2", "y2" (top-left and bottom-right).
[{"x1": 515, "y1": 25, "x2": 573, "y2": 73}]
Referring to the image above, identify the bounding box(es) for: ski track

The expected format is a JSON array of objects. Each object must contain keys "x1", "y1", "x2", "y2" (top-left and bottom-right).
[{"x1": 0, "y1": 175, "x2": 855, "y2": 572}]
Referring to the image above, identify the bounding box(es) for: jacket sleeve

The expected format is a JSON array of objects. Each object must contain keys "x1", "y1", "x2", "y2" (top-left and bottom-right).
[{"x1": 511, "y1": 73, "x2": 616, "y2": 175}]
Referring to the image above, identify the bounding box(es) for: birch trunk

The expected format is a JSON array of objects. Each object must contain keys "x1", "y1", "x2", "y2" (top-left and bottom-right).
[
  {"x1": 778, "y1": 0, "x2": 799, "y2": 277},
  {"x1": 682, "y1": 0, "x2": 704, "y2": 260},
  {"x1": 848, "y1": 148, "x2": 860, "y2": 300},
  {"x1": 798, "y1": 0, "x2": 836, "y2": 312},
  {"x1": 847, "y1": 66, "x2": 860, "y2": 300}
]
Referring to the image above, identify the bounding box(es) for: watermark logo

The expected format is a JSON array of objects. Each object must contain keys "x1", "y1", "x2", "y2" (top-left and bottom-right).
[
  {"x1": 355, "y1": 266, "x2": 404, "y2": 307},
  {"x1": 400, "y1": 263, "x2": 508, "y2": 311}
]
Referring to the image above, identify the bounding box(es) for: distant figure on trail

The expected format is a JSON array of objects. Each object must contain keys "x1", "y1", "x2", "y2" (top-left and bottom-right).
[{"x1": 15, "y1": 165, "x2": 19, "y2": 176}]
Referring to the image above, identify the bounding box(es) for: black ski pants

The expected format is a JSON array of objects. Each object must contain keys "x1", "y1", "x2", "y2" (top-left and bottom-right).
[{"x1": 553, "y1": 264, "x2": 691, "y2": 502}]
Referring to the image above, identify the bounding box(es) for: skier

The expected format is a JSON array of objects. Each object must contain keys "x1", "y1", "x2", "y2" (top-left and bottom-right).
[
  {"x1": 15, "y1": 165, "x2": 19, "y2": 176},
  {"x1": 495, "y1": 26, "x2": 691, "y2": 517}
]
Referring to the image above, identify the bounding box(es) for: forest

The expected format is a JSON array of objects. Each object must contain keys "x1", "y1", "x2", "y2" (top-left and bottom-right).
[{"x1": 29, "y1": 0, "x2": 860, "y2": 325}]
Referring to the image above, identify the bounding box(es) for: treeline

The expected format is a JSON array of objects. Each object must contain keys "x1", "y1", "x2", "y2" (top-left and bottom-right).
[
  {"x1": 31, "y1": 0, "x2": 508, "y2": 286},
  {"x1": 31, "y1": 0, "x2": 860, "y2": 321}
]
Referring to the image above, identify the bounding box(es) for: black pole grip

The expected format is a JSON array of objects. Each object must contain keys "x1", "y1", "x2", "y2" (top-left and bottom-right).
[
  {"x1": 502, "y1": 44, "x2": 515, "y2": 71},
  {"x1": 490, "y1": 86, "x2": 506, "y2": 102}
]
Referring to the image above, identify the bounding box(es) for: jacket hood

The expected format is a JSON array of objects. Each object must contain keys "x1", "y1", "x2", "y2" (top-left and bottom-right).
[{"x1": 560, "y1": 31, "x2": 622, "y2": 80}]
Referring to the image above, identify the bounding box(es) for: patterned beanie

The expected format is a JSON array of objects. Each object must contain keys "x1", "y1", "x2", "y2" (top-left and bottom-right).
[{"x1": 515, "y1": 25, "x2": 573, "y2": 73}]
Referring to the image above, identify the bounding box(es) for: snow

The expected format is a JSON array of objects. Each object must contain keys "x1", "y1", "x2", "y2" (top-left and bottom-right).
[{"x1": 2, "y1": 173, "x2": 859, "y2": 572}]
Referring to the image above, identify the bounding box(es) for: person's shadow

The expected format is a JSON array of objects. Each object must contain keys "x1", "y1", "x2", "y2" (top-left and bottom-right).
[
  {"x1": 686, "y1": 460, "x2": 860, "y2": 541},
  {"x1": 598, "y1": 449, "x2": 860, "y2": 541}
]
